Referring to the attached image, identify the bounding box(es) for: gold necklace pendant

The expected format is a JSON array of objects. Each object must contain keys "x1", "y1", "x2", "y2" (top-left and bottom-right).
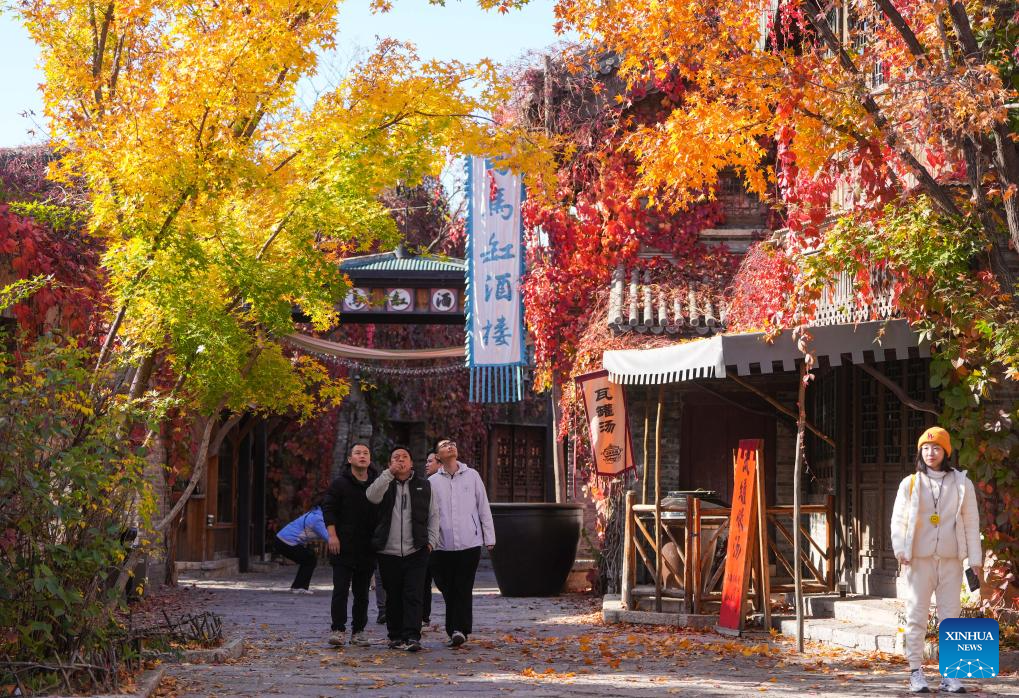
[{"x1": 930, "y1": 513, "x2": 940, "y2": 525}]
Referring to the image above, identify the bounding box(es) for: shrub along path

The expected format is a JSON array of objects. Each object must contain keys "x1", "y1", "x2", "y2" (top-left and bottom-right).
[{"x1": 159, "y1": 563, "x2": 1019, "y2": 697}]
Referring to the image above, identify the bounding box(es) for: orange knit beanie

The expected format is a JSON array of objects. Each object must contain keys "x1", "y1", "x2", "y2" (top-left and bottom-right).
[{"x1": 917, "y1": 427, "x2": 952, "y2": 457}]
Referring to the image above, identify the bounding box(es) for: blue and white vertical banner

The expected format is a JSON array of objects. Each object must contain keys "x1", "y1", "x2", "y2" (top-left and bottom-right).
[{"x1": 465, "y1": 156, "x2": 527, "y2": 403}]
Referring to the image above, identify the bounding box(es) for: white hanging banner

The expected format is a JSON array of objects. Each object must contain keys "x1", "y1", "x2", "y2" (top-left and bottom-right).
[{"x1": 466, "y1": 156, "x2": 527, "y2": 402}]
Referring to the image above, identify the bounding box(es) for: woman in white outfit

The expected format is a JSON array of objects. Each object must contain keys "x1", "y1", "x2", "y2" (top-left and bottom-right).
[{"x1": 890, "y1": 427, "x2": 983, "y2": 694}]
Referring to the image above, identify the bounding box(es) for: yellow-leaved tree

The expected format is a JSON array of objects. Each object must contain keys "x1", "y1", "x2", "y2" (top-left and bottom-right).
[{"x1": 14, "y1": 0, "x2": 552, "y2": 594}]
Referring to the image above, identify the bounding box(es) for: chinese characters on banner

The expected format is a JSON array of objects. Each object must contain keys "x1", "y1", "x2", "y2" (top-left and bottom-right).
[
  {"x1": 575, "y1": 370, "x2": 636, "y2": 477},
  {"x1": 466, "y1": 156, "x2": 527, "y2": 402},
  {"x1": 717, "y1": 439, "x2": 766, "y2": 636}
]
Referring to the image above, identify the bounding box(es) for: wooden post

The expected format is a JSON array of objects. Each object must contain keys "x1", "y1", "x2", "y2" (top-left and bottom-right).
[
  {"x1": 826, "y1": 494, "x2": 835, "y2": 592},
  {"x1": 754, "y1": 442, "x2": 771, "y2": 630},
  {"x1": 551, "y1": 382, "x2": 565, "y2": 504},
  {"x1": 684, "y1": 493, "x2": 695, "y2": 614},
  {"x1": 642, "y1": 390, "x2": 651, "y2": 505},
  {"x1": 793, "y1": 364, "x2": 807, "y2": 653},
  {"x1": 691, "y1": 496, "x2": 702, "y2": 614},
  {"x1": 622, "y1": 490, "x2": 635, "y2": 609},
  {"x1": 654, "y1": 384, "x2": 665, "y2": 613}
]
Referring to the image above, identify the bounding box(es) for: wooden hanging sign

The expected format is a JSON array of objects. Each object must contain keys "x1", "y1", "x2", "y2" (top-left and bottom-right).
[
  {"x1": 716, "y1": 439, "x2": 765, "y2": 636},
  {"x1": 575, "y1": 369, "x2": 636, "y2": 478}
]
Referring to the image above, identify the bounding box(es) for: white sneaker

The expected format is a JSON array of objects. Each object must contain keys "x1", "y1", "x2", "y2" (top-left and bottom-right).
[
  {"x1": 350, "y1": 632, "x2": 370, "y2": 647},
  {"x1": 939, "y1": 677, "x2": 966, "y2": 693},
  {"x1": 328, "y1": 631, "x2": 346, "y2": 646},
  {"x1": 909, "y1": 668, "x2": 930, "y2": 693}
]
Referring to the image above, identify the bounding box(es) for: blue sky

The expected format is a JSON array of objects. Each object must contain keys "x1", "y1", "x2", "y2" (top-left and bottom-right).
[{"x1": 0, "y1": 0, "x2": 567, "y2": 148}]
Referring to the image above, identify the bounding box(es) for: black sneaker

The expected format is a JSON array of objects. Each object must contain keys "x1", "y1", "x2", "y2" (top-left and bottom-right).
[
  {"x1": 404, "y1": 639, "x2": 422, "y2": 652},
  {"x1": 450, "y1": 631, "x2": 466, "y2": 647},
  {"x1": 387, "y1": 639, "x2": 407, "y2": 650}
]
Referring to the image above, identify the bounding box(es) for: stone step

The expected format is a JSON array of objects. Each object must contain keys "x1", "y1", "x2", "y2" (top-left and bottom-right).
[
  {"x1": 831, "y1": 596, "x2": 905, "y2": 625},
  {"x1": 176, "y1": 557, "x2": 239, "y2": 579},
  {"x1": 630, "y1": 584, "x2": 687, "y2": 613},
  {"x1": 781, "y1": 593, "x2": 906, "y2": 626},
  {"x1": 602, "y1": 594, "x2": 718, "y2": 629},
  {"x1": 776, "y1": 616, "x2": 904, "y2": 653}
]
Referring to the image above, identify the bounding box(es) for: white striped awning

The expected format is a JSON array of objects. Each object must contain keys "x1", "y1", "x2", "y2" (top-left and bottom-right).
[{"x1": 603, "y1": 319, "x2": 929, "y2": 385}]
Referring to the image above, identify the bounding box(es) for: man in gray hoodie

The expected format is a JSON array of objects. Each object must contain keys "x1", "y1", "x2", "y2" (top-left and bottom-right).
[
  {"x1": 366, "y1": 445, "x2": 439, "y2": 652},
  {"x1": 428, "y1": 437, "x2": 495, "y2": 648}
]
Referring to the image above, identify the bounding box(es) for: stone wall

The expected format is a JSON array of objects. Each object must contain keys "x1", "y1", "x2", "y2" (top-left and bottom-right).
[{"x1": 331, "y1": 377, "x2": 375, "y2": 478}]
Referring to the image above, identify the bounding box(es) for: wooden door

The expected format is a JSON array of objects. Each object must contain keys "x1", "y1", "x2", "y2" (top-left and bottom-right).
[
  {"x1": 846, "y1": 359, "x2": 932, "y2": 596},
  {"x1": 209, "y1": 437, "x2": 236, "y2": 559},
  {"x1": 678, "y1": 396, "x2": 776, "y2": 506},
  {"x1": 488, "y1": 425, "x2": 546, "y2": 502}
]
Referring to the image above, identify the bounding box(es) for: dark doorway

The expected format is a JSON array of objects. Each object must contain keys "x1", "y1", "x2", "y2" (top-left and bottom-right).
[
  {"x1": 487, "y1": 425, "x2": 546, "y2": 502},
  {"x1": 678, "y1": 394, "x2": 777, "y2": 506}
]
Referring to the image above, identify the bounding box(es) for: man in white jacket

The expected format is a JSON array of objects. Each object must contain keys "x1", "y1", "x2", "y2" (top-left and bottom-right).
[{"x1": 429, "y1": 437, "x2": 496, "y2": 648}]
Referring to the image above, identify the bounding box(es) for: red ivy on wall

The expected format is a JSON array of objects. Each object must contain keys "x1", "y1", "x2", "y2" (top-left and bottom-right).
[
  {"x1": 522, "y1": 153, "x2": 737, "y2": 396},
  {"x1": 0, "y1": 204, "x2": 104, "y2": 344}
]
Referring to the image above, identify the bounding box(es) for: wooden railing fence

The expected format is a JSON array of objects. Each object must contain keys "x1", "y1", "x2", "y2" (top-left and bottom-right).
[{"x1": 621, "y1": 491, "x2": 836, "y2": 614}]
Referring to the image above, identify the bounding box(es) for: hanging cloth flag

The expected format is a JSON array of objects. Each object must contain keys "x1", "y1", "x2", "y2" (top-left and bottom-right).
[
  {"x1": 465, "y1": 156, "x2": 527, "y2": 402},
  {"x1": 575, "y1": 369, "x2": 636, "y2": 478}
]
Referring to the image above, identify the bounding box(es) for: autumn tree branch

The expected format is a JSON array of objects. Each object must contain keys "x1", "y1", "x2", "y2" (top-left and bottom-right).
[
  {"x1": 802, "y1": 0, "x2": 961, "y2": 218},
  {"x1": 871, "y1": 0, "x2": 927, "y2": 59},
  {"x1": 942, "y1": 0, "x2": 1019, "y2": 258}
]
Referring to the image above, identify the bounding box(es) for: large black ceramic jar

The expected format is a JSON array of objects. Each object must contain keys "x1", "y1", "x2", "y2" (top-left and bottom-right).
[{"x1": 489, "y1": 502, "x2": 584, "y2": 597}]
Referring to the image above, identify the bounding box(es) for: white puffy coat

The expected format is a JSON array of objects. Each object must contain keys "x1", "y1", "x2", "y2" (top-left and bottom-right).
[{"x1": 890, "y1": 468, "x2": 982, "y2": 566}]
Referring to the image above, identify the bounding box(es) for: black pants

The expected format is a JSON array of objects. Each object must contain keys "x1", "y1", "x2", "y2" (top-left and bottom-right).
[
  {"x1": 374, "y1": 567, "x2": 386, "y2": 614},
  {"x1": 331, "y1": 556, "x2": 375, "y2": 633},
  {"x1": 275, "y1": 538, "x2": 317, "y2": 590},
  {"x1": 376, "y1": 547, "x2": 429, "y2": 642},
  {"x1": 422, "y1": 562, "x2": 433, "y2": 622},
  {"x1": 431, "y1": 547, "x2": 481, "y2": 638}
]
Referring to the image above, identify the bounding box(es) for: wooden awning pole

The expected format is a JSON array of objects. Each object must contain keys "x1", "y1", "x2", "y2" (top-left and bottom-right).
[
  {"x1": 654, "y1": 384, "x2": 665, "y2": 613},
  {"x1": 728, "y1": 374, "x2": 835, "y2": 449},
  {"x1": 641, "y1": 389, "x2": 651, "y2": 505},
  {"x1": 622, "y1": 490, "x2": 635, "y2": 609},
  {"x1": 754, "y1": 442, "x2": 771, "y2": 630},
  {"x1": 793, "y1": 363, "x2": 807, "y2": 653},
  {"x1": 551, "y1": 382, "x2": 565, "y2": 503}
]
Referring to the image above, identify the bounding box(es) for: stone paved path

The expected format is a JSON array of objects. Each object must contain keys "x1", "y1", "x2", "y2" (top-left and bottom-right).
[{"x1": 162, "y1": 563, "x2": 1019, "y2": 697}]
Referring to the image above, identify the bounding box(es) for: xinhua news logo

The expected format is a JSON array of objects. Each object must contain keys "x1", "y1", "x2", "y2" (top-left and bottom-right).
[{"x1": 939, "y1": 618, "x2": 1000, "y2": 679}]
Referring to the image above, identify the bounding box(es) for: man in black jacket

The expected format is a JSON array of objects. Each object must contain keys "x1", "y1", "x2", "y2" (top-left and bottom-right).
[
  {"x1": 322, "y1": 442, "x2": 378, "y2": 647},
  {"x1": 366, "y1": 445, "x2": 439, "y2": 652}
]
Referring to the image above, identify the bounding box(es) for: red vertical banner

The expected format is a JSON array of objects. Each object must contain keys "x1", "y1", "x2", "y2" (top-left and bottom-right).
[
  {"x1": 575, "y1": 370, "x2": 636, "y2": 478},
  {"x1": 717, "y1": 439, "x2": 764, "y2": 635}
]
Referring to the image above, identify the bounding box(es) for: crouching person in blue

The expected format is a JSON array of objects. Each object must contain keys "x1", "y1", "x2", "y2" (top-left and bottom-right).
[
  {"x1": 322, "y1": 442, "x2": 379, "y2": 648},
  {"x1": 275, "y1": 505, "x2": 329, "y2": 593},
  {"x1": 367, "y1": 445, "x2": 438, "y2": 652}
]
